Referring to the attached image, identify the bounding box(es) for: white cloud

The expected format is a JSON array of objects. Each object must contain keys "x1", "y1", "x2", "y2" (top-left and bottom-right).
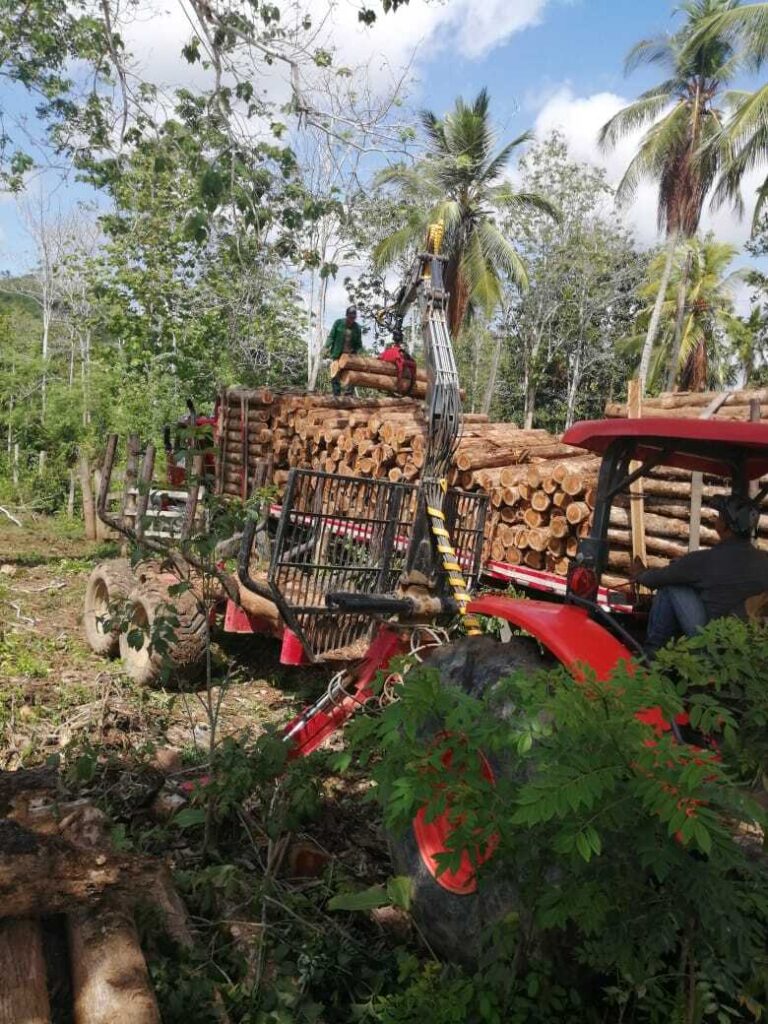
[
  {"x1": 322, "y1": 0, "x2": 549, "y2": 63},
  {"x1": 533, "y1": 84, "x2": 762, "y2": 252},
  {"x1": 121, "y1": 0, "x2": 550, "y2": 97}
]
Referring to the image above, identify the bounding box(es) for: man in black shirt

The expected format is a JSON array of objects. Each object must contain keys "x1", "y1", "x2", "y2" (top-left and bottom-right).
[{"x1": 634, "y1": 495, "x2": 768, "y2": 656}]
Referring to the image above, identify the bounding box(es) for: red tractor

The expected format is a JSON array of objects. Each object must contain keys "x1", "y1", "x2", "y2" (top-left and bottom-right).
[{"x1": 83, "y1": 226, "x2": 768, "y2": 957}]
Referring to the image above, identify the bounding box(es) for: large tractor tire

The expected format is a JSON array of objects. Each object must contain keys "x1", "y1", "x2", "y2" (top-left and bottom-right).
[
  {"x1": 389, "y1": 634, "x2": 547, "y2": 965},
  {"x1": 83, "y1": 559, "x2": 135, "y2": 657},
  {"x1": 118, "y1": 575, "x2": 207, "y2": 689}
]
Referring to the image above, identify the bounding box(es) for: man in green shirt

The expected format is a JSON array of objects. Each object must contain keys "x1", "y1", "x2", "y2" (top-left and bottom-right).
[{"x1": 324, "y1": 305, "x2": 363, "y2": 395}]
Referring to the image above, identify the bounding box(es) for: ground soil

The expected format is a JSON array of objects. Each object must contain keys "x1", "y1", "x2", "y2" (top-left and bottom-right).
[
  {"x1": 0, "y1": 515, "x2": 318, "y2": 768},
  {"x1": 0, "y1": 513, "x2": 389, "y2": 885}
]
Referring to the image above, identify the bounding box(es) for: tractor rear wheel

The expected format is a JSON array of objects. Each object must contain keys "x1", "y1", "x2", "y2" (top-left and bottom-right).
[
  {"x1": 83, "y1": 559, "x2": 135, "y2": 657},
  {"x1": 389, "y1": 634, "x2": 547, "y2": 965},
  {"x1": 118, "y1": 576, "x2": 207, "y2": 688}
]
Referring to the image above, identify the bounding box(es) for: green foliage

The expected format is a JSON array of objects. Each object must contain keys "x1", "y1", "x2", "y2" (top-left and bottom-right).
[
  {"x1": 497, "y1": 131, "x2": 643, "y2": 429},
  {"x1": 348, "y1": 620, "x2": 768, "y2": 1022},
  {"x1": 374, "y1": 90, "x2": 559, "y2": 335},
  {"x1": 629, "y1": 234, "x2": 744, "y2": 390}
]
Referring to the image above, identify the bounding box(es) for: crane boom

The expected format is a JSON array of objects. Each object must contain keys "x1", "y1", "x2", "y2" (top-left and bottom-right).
[{"x1": 386, "y1": 225, "x2": 463, "y2": 483}]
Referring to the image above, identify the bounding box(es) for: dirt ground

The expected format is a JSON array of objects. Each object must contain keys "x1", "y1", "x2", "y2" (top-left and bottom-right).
[{"x1": 0, "y1": 514, "x2": 320, "y2": 770}]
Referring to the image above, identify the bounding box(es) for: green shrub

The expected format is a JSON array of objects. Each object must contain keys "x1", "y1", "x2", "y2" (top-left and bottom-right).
[{"x1": 349, "y1": 619, "x2": 768, "y2": 1022}]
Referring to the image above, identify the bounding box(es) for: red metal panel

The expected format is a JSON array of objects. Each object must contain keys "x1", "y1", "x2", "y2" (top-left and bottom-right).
[
  {"x1": 222, "y1": 598, "x2": 280, "y2": 637},
  {"x1": 285, "y1": 627, "x2": 408, "y2": 759},
  {"x1": 563, "y1": 417, "x2": 768, "y2": 480},
  {"x1": 467, "y1": 595, "x2": 632, "y2": 680}
]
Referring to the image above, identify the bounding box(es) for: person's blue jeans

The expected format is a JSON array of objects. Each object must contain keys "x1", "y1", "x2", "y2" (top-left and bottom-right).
[
  {"x1": 645, "y1": 585, "x2": 708, "y2": 657},
  {"x1": 331, "y1": 376, "x2": 353, "y2": 397}
]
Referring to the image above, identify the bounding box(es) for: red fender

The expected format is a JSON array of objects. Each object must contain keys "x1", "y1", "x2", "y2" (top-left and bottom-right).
[{"x1": 467, "y1": 595, "x2": 633, "y2": 680}]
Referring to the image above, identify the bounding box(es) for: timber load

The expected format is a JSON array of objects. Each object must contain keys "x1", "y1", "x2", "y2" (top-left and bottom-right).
[
  {"x1": 214, "y1": 386, "x2": 768, "y2": 589},
  {"x1": 605, "y1": 387, "x2": 768, "y2": 422},
  {"x1": 217, "y1": 386, "x2": 601, "y2": 579},
  {"x1": 602, "y1": 388, "x2": 768, "y2": 580},
  {"x1": 330, "y1": 353, "x2": 429, "y2": 398}
]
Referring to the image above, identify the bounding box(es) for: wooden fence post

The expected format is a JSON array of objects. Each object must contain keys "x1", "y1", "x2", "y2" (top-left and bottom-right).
[{"x1": 627, "y1": 379, "x2": 647, "y2": 566}]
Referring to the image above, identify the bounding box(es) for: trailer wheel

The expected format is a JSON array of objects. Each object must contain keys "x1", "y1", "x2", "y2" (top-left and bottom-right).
[
  {"x1": 118, "y1": 577, "x2": 207, "y2": 689},
  {"x1": 389, "y1": 634, "x2": 546, "y2": 965},
  {"x1": 83, "y1": 559, "x2": 135, "y2": 657}
]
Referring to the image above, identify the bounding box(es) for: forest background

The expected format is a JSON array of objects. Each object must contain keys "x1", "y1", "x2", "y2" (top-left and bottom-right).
[{"x1": 4, "y1": 0, "x2": 768, "y2": 512}]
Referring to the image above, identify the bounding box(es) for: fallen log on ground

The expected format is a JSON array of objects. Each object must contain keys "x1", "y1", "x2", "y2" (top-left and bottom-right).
[{"x1": 0, "y1": 917, "x2": 50, "y2": 1024}]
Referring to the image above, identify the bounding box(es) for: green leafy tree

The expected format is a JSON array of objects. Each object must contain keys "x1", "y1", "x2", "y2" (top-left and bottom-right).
[
  {"x1": 497, "y1": 133, "x2": 643, "y2": 429},
  {"x1": 373, "y1": 90, "x2": 559, "y2": 338},
  {"x1": 349, "y1": 619, "x2": 768, "y2": 1022},
  {"x1": 630, "y1": 235, "x2": 743, "y2": 389},
  {"x1": 599, "y1": 0, "x2": 740, "y2": 390}
]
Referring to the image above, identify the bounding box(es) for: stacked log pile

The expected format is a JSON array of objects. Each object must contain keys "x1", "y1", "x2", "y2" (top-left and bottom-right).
[
  {"x1": 605, "y1": 388, "x2": 768, "y2": 422},
  {"x1": 218, "y1": 387, "x2": 603, "y2": 577},
  {"x1": 604, "y1": 388, "x2": 768, "y2": 563}
]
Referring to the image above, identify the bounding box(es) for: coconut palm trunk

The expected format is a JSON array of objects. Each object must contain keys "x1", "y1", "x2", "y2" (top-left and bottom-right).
[
  {"x1": 665, "y1": 246, "x2": 693, "y2": 390},
  {"x1": 639, "y1": 232, "x2": 678, "y2": 389}
]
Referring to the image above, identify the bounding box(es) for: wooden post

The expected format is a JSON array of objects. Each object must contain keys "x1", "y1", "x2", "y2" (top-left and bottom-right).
[
  {"x1": 94, "y1": 470, "x2": 106, "y2": 541},
  {"x1": 180, "y1": 453, "x2": 204, "y2": 541},
  {"x1": 627, "y1": 380, "x2": 647, "y2": 565},
  {"x1": 134, "y1": 446, "x2": 155, "y2": 542},
  {"x1": 0, "y1": 918, "x2": 51, "y2": 1023},
  {"x1": 690, "y1": 391, "x2": 733, "y2": 551},
  {"x1": 79, "y1": 449, "x2": 97, "y2": 541},
  {"x1": 750, "y1": 399, "x2": 761, "y2": 500},
  {"x1": 67, "y1": 469, "x2": 76, "y2": 518}
]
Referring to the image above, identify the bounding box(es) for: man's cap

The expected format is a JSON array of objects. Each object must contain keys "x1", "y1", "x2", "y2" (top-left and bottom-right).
[
  {"x1": 346, "y1": 305, "x2": 357, "y2": 316},
  {"x1": 710, "y1": 494, "x2": 759, "y2": 537}
]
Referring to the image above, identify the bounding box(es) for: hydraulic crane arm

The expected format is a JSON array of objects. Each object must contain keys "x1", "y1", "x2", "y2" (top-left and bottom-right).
[
  {"x1": 382, "y1": 224, "x2": 463, "y2": 482},
  {"x1": 378, "y1": 225, "x2": 481, "y2": 634}
]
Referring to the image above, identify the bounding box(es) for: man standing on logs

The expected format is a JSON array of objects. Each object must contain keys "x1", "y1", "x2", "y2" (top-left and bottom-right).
[
  {"x1": 324, "y1": 306, "x2": 363, "y2": 397},
  {"x1": 633, "y1": 495, "x2": 768, "y2": 656}
]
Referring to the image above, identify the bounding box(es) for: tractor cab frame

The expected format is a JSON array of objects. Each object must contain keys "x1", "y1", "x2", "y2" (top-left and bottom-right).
[{"x1": 559, "y1": 418, "x2": 768, "y2": 647}]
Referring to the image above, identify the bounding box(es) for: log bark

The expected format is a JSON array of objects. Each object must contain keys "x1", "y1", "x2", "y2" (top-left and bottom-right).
[
  {"x1": 0, "y1": 819, "x2": 157, "y2": 919},
  {"x1": 333, "y1": 353, "x2": 428, "y2": 384},
  {"x1": 0, "y1": 918, "x2": 50, "y2": 1024},
  {"x1": 79, "y1": 449, "x2": 97, "y2": 541},
  {"x1": 68, "y1": 900, "x2": 161, "y2": 1024}
]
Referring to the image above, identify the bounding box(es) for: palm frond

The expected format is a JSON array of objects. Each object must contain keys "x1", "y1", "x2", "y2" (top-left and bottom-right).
[
  {"x1": 461, "y1": 229, "x2": 503, "y2": 315},
  {"x1": 490, "y1": 185, "x2": 562, "y2": 223},
  {"x1": 598, "y1": 92, "x2": 673, "y2": 152},
  {"x1": 418, "y1": 109, "x2": 447, "y2": 153},
  {"x1": 686, "y1": 3, "x2": 768, "y2": 70},
  {"x1": 372, "y1": 213, "x2": 428, "y2": 269},
  {"x1": 479, "y1": 132, "x2": 532, "y2": 185},
  {"x1": 625, "y1": 34, "x2": 677, "y2": 74},
  {"x1": 475, "y1": 220, "x2": 529, "y2": 293}
]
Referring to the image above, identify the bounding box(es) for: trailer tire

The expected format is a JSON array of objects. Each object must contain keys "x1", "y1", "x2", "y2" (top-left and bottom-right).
[
  {"x1": 118, "y1": 577, "x2": 207, "y2": 689},
  {"x1": 389, "y1": 634, "x2": 546, "y2": 965},
  {"x1": 83, "y1": 559, "x2": 135, "y2": 657}
]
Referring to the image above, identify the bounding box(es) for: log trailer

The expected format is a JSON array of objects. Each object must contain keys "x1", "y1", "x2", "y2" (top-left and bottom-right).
[{"x1": 85, "y1": 227, "x2": 768, "y2": 957}]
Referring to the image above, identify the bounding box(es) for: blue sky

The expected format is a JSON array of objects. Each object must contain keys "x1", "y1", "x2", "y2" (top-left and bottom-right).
[{"x1": 1, "y1": 0, "x2": 764, "y2": 305}]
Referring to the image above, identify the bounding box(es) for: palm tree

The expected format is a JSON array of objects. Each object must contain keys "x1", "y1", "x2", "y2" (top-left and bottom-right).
[
  {"x1": 373, "y1": 90, "x2": 559, "y2": 339},
  {"x1": 629, "y1": 235, "x2": 742, "y2": 389},
  {"x1": 599, "y1": 0, "x2": 740, "y2": 391},
  {"x1": 686, "y1": 3, "x2": 768, "y2": 226}
]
